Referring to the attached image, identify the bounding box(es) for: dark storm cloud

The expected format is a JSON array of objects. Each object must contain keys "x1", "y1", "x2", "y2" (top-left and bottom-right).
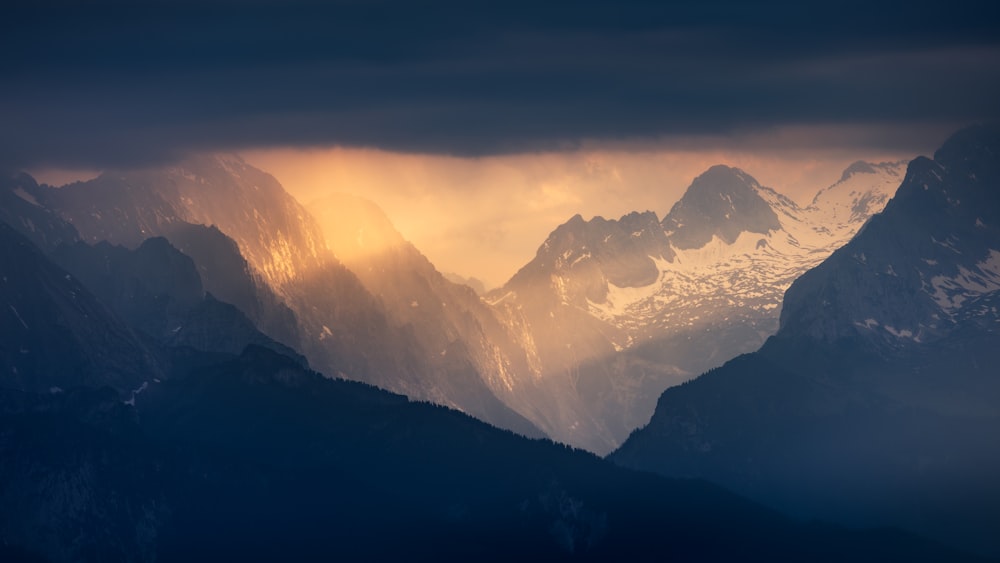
[{"x1": 2, "y1": 0, "x2": 999, "y2": 168}]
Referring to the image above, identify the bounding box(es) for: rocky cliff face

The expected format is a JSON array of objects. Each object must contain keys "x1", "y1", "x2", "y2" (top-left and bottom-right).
[
  {"x1": 33, "y1": 159, "x2": 542, "y2": 438},
  {"x1": 0, "y1": 221, "x2": 160, "y2": 394},
  {"x1": 49, "y1": 237, "x2": 303, "y2": 364},
  {"x1": 158, "y1": 222, "x2": 303, "y2": 352},
  {"x1": 46, "y1": 155, "x2": 328, "y2": 292},
  {"x1": 0, "y1": 171, "x2": 81, "y2": 252},
  {"x1": 309, "y1": 193, "x2": 543, "y2": 438}
]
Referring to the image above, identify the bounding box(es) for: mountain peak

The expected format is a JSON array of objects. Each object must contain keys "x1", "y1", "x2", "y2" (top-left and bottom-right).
[
  {"x1": 171, "y1": 153, "x2": 249, "y2": 177},
  {"x1": 838, "y1": 160, "x2": 878, "y2": 182},
  {"x1": 535, "y1": 210, "x2": 666, "y2": 260},
  {"x1": 836, "y1": 160, "x2": 910, "y2": 184},
  {"x1": 889, "y1": 124, "x2": 1000, "y2": 215},
  {"x1": 807, "y1": 160, "x2": 906, "y2": 222},
  {"x1": 662, "y1": 165, "x2": 779, "y2": 249},
  {"x1": 700, "y1": 164, "x2": 758, "y2": 185},
  {"x1": 780, "y1": 123, "x2": 1000, "y2": 349},
  {"x1": 932, "y1": 122, "x2": 1000, "y2": 174}
]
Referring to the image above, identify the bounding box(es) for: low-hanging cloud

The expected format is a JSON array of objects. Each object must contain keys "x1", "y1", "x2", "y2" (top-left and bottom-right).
[{"x1": 2, "y1": 0, "x2": 999, "y2": 169}]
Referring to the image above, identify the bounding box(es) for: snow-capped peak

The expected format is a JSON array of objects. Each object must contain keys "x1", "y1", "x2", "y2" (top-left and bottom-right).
[
  {"x1": 662, "y1": 165, "x2": 781, "y2": 249},
  {"x1": 809, "y1": 160, "x2": 906, "y2": 213}
]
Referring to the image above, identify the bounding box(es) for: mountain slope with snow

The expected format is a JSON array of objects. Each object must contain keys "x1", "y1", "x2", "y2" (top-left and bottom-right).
[
  {"x1": 490, "y1": 160, "x2": 907, "y2": 453},
  {"x1": 612, "y1": 124, "x2": 1000, "y2": 557}
]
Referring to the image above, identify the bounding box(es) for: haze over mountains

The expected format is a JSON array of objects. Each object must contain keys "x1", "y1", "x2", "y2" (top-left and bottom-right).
[
  {"x1": 4, "y1": 149, "x2": 906, "y2": 455},
  {"x1": 4, "y1": 0, "x2": 999, "y2": 557},
  {"x1": 488, "y1": 159, "x2": 905, "y2": 452},
  {"x1": 6, "y1": 215, "x2": 944, "y2": 561},
  {"x1": 25, "y1": 157, "x2": 542, "y2": 439},
  {"x1": 3, "y1": 123, "x2": 999, "y2": 560},
  {"x1": 3, "y1": 142, "x2": 980, "y2": 562}
]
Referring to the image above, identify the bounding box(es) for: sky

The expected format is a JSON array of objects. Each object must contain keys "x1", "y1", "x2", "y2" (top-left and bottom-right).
[{"x1": 6, "y1": 0, "x2": 1000, "y2": 284}]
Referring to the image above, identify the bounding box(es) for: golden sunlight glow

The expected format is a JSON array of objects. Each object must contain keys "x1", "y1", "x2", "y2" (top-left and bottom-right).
[
  {"x1": 243, "y1": 143, "x2": 914, "y2": 289},
  {"x1": 307, "y1": 192, "x2": 405, "y2": 265}
]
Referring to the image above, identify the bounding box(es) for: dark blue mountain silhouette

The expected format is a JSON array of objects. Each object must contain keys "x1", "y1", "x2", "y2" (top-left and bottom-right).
[{"x1": 612, "y1": 124, "x2": 1000, "y2": 557}]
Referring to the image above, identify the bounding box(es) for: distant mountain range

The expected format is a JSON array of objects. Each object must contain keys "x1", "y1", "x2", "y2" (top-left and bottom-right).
[
  {"x1": 611, "y1": 124, "x2": 1000, "y2": 556},
  {"x1": 488, "y1": 159, "x2": 906, "y2": 452},
  {"x1": 20, "y1": 157, "x2": 542, "y2": 439},
  {"x1": 2, "y1": 166, "x2": 977, "y2": 561},
  {"x1": 4, "y1": 123, "x2": 1000, "y2": 560},
  {"x1": 2, "y1": 149, "x2": 908, "y2": 455}
]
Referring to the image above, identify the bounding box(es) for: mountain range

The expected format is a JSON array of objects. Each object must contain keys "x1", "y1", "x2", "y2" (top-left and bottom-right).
[
  {"x1": 488, "y1": 159, "x2": 906, "y2": 452},
  {"x1": 611, "y1": 124, "x2": 1000, "y2": 556},
  {"x1": 3, "y1": 150, "x2": 908, "y2": 455},
  {"x1": 2, "y1": 124, "x2": 998, "y2": 560},
  {"x1": 0, "y1": 180, "x2": 976, "y2": 561},
  {"x1": 22, "y1": 157, "x2": 542, "y2": 438}
]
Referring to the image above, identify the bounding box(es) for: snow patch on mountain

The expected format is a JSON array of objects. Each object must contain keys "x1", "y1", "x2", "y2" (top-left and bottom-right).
[
  {"x1": 588, "y1": 255, "x2": 672, "y2": 320},
  {"x1": 12, "y1": 187, "x2": 41, "y2": 207},
  {"x1": 926, "y1": 249, "x2": 1000, "y2": 312},
  {"x1": 583, "y1": 160, "x2": 906, "y2": 356}
]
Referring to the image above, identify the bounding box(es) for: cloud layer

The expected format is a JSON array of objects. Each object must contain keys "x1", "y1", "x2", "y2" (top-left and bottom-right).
[{"x1": 4, "y1": 0, "x2": 999, "y2": 168}]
